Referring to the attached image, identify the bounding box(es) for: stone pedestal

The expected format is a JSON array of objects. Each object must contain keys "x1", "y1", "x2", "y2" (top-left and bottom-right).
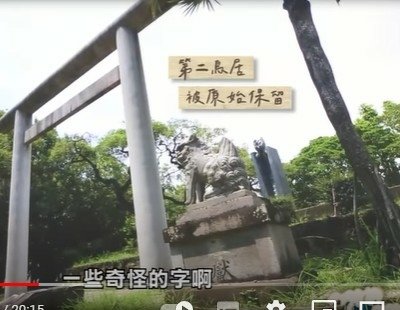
[{"x1": 164, "y1": 190, "x2": 301, "y2": 283}]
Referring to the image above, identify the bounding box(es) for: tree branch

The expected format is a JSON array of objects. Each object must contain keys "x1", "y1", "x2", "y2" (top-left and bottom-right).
[{"x1": 70, "y1": 139, "x2": 133, "y2": 212}]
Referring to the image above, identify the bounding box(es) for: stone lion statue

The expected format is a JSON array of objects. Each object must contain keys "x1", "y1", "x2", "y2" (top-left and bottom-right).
[{"x1": 176, "y1": 134, "x2": 250, "y2": 205}]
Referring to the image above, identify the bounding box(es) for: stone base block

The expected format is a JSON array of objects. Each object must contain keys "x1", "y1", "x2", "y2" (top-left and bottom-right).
[{"x1": 164, "y1": 190, "x2": 301, "y2": 283}]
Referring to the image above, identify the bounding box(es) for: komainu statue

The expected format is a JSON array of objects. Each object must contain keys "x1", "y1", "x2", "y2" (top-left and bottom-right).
[{"x1": 176, "y1": 134, "x2": 250, "y2": 204}]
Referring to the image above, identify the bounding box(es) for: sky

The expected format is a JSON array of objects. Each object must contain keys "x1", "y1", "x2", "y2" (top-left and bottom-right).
[{"x1": 1, "y1": 0, "x2": 399, "y2": 163}]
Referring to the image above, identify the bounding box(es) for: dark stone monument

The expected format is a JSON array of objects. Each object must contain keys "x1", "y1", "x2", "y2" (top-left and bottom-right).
[{"x1": 251, "y1": 138, "x2": 291, "y2": 198}]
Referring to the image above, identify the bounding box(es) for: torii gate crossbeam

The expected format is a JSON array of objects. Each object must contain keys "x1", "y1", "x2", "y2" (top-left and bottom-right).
[{"x1": 0, "y1": 0, "x2": 173, "y2": 299}]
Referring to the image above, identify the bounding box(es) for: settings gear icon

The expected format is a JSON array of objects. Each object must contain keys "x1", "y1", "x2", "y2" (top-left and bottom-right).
[{"x1": 266, "y1": 300, "x2": 286, "y2": 310}]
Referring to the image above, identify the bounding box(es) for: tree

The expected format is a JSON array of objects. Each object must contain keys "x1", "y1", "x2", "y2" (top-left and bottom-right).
[
  {"x1": 356, "y1": 104, "x2": 400, "y2": 186},
  {"x1": 237, "y1": 146, "x2": 258, "y2": 190},
  {"x1": 286, "y1": 102, "x2": 400, "y2": 210},
  {"x1": 382, "y1": 101, "x2": 400, "y2": 134},
  {"x1": 0, "y1": 118, "x2": 227, "y2": 280},
  {"x1": 284, "y1": 0, "x2": 400, "y2": 267},
  {"x1": 1, "y1": 129, "x2": 121, "y2": 281},
  {"x1": 28, "y1": 131, "x2": 130, "y2": 280},
  {"x1": 152, "y1": 0, "x2": 400, "y2": 266},
  {"x1": 285, "y1": 135, "x2": 350, "y2": 208}
]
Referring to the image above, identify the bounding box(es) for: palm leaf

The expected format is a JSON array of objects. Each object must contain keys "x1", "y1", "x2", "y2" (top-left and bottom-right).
[
  {"x1": 151, "y1": 0, "x2": 220, "y2": 15},
  {"x1": 174, "y1": 0, "x2": 221, "y2": 14},
  {"x1": 152, "y1": 0, "x2": 340, "y2": 17}
]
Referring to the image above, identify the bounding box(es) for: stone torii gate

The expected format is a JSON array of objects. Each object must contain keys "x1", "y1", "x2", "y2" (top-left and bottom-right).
[{"x1": 0, "y1": 1, "x2": 173, "y2": 299}]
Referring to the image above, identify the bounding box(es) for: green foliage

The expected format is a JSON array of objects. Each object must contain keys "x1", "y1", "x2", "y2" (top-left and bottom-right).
[
  {"x1": 285, "y1": 135, "x2": 350, "y2": 208},
  {"x1": 63, "y1": 290, "x2": 164, "y2": 310},
  {"x1": 73, "y1": 249, "x2": 137, "y2": 268},
  {"x1": 0, "y1": 117, "x2": 228, "y2": 280},
  {"x1": 239, "y1": 289, "x2": 262, "y2": 307},
  {"x1": 0, "y1": 111, "x2": 11, "y2": 281},
  {"x1": 164, "y1": 289, "x2": 195, "y2": 306},
  {"x1": 120, "y1": 214, "x2": 137, "y2": 251},
  {"x1": 164, "y1": 184, "x2": 186, "y2": 225},
  {"x1": 95, "y1": 131, "x2": 130, "y2": 181},
  {"x1": 382, "y1": 100, "x2": 400, "y2": 134},
  {"x1": 270, "y1": 195, "x2": 295, "y2": 209},
  {"x1": 268, "y1": 233, "x2": 400, "y2": 307},
  {"x1": 28, "y1": 131, "x2": 129, "y2": 280},
  {"x1": 153, "y1": 121, "x2": 175, "y2": 139},
  {"x1": 237, "y1": 146, "x2": 256, "y2": 178},
  {"x1": 269, "y1": 195, "x2": 296, "y2": 223},
  {"x1": 356, "y1": 103, "x2": 400, "y2": 185},
  {"x1": 286, "y1": 101, "x2": 400, "y2": 209}
]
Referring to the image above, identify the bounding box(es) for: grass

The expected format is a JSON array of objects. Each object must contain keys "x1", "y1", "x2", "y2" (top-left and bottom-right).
[
  {"x1": 63, "y1": 241, "x2": 400, "y2": 309},
  {"x1": 63, "y1": 290, "x2": 165, "y2": 310},
  {"x1": 73, "y1": 249, "x2": 138, "y2": 268},
  {"x1": 65, "y1": 228, "x2": 400, "y2": 309},
  {"x1": 264, "y1": 235, "x2": 400, "y2": 307}
]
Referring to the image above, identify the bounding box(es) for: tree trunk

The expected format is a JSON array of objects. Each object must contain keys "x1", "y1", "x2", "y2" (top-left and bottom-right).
[{"x1": 283, "y1": 0, "x2": 400, "y2": 267}]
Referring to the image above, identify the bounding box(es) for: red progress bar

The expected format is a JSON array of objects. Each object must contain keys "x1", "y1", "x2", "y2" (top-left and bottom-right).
[{"x1": 0, "y1": 282, "x2": 39, "y2": 287}]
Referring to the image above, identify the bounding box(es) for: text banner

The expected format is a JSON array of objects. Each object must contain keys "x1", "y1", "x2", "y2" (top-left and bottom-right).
[
  {"x1": 169, "y1": 56, "x2": 254, "y2": 80},
  {"x1": 179, "y1": 86, "x2": 292, "y2": 110}
]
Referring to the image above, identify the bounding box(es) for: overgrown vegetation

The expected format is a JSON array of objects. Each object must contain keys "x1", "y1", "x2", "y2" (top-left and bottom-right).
[
  {"x1": 61, "y1": 231, "x2": 400, "y2": 309},
  {"x1": 266, "y1": 234, "x2": 400, "y2": 307},
  {"x1": 63, "y1": 290, "x2": 165, "y2": 310},
  {"x1": 73, "y1": 249, "x2": 138, "y2": 268}
]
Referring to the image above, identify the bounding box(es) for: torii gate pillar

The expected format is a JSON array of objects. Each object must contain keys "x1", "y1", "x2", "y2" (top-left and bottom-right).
[
  {"x1": 116, "y1": 27, "x2": 172, "y2": 269},
  {"x1": 5, "y1": 110, "x2": 32, "y2": 298}
]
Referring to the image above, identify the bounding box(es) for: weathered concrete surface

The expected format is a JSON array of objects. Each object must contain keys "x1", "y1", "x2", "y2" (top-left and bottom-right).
[
  {"x1": 25, "y1": 67, "x2": 120, "y2": 144},
  {"x1": 294, "y1": 185, "x2": 400, "y2": 221},
  {"x1": 0, "y1": 287, "x2": 83, "y2": 310},
  {"x1": 117, "y1": 27, "x2": 171, "y2": 270},
  {"x1": 292, "y1": 210, "x2": 377, "y2": 256},
  {"x1": 164, "y1": 190, "x2": 301, "y2": 283},
  {"x1": 5, "y1": 110, "x2": 32, "y2": 298},
  {"x1": 165, "y1": 190, "x2": 292, "y2": 242},
  {"x1": 295, "y1": 202, "x2": 332, "y2": 220}
]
